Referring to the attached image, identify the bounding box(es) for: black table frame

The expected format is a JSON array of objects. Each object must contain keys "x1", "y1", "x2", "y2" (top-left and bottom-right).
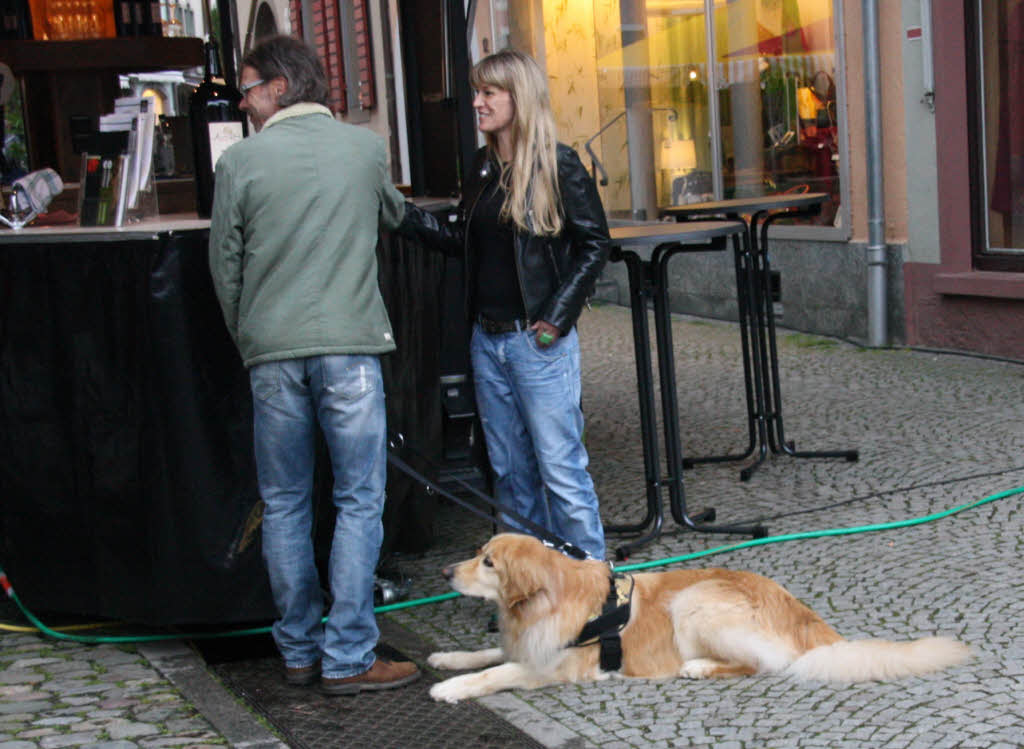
[
  {"x1": 607, "y1": 222, "x2": 767, "y2": 559},
  {"x1": 661, "y1": 194, "x2": 859, "y2": 481}
]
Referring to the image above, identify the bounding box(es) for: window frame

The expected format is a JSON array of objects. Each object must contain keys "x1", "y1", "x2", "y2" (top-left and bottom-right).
[{"x1": 967, "y1": 0, "x2": 1024, "y2": 271}]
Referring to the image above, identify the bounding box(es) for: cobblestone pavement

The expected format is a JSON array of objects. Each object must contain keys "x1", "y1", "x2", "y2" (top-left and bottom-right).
[
  {"x1": 0, "y1": 635, "x2": 221, "y2": 749},
  {"x1": 390, "y1": 303, "x2": 1024, "y2": 749},
  {"x1": 3, "y1": 302, "x2": 1023, "y2": 748}
]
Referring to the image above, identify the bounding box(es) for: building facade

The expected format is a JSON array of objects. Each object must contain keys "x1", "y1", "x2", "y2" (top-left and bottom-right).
[{"x1": 232, "y1": 0, "x2": 1024, "y2": 360}]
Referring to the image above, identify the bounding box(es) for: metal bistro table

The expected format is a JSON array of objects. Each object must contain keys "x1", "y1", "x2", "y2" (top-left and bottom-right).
[
  {"x1": 607, "y1": 222, "x2": 767, "y2": 559},
  {"x1": 661, "y1": 193, "x2": 858, "y2": 481}
]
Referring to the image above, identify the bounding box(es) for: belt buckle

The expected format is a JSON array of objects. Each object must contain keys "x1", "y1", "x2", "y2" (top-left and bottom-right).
[{"x1": 479, "y1": 316, "x2": 523, "y2": 334}]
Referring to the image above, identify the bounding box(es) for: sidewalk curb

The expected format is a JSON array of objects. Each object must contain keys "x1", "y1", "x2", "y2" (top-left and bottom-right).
[
  {"x1": 479, "y1": 692, "x2": 597, "y2": 749},
  {"x1": 138, "y1": 640, "x2": 288, "y2": 749}
]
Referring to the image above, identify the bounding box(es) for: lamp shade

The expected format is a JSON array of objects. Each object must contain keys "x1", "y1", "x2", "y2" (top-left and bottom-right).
[{"x1": 662, "y1": 138, "x2": 697, "y2": 171}]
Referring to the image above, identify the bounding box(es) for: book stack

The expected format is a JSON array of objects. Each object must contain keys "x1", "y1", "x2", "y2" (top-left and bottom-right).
[
  {"x1": 99, "y1": 95, "x2": 145, "y2": 132},
  {"x1": 80, "y1": 96, "x2": 159, "y2": 226}
]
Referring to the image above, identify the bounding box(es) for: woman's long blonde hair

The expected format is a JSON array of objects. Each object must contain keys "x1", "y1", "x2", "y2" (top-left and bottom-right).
[{"x1": 471, "y1": 49, "x2": 562, "y2": 236}]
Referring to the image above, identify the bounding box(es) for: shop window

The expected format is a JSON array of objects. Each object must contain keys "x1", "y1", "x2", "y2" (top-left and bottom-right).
[
  {"x1": 472, "y1": 0, "x2": 845, "y2": 232},
  {"x1": 1, "y1": 83, "x2": 29, "y2": 183},
  {"x1": 290, "y1": 0, "x2": 376, "y2": 116},
  {"x1": 970, "y1": 0, "x2": 1024, "y2": 270}
]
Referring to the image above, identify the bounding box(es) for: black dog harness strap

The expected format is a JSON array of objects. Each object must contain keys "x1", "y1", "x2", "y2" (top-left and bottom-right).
[{"x1": 569, "y1": 572, "x2": 633, "y2": 672}]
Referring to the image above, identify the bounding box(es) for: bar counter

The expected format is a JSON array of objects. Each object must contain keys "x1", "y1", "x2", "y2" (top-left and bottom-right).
[
  {"x1": 0, "y1": 214, "x2": 213, "y2": 243},
  {"x1": 0, "y1": 204, "x2": 456, "y2": 625}
]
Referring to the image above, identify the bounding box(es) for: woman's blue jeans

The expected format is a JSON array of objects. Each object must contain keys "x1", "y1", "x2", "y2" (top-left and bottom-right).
[
  {"x1": 249, "y1": 355, "x2": 385, "y2": 679},
  {"x1": 470, "y1": 324, "x2": 606, "y2": 559}
]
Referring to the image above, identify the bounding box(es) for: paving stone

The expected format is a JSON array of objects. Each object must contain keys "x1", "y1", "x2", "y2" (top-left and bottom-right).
[
  {"x1": 33, "y1": 716, "x2": 83, "y2": 726},
  {"x1": 39, "y1": 732, "x2": 103, "y2": 748},
  {"x1": 9, "y1": 659, "x2": 65, "y2": 670},
  {"x1": 0, "y1": 672, "x2": 44, "y2": 686},
  {"x1": 17, "y1": 728, "x2": 59, "y2": 738},
  {"x1": 106, "y1": 721, "x2": 160, "y2": 740},
  {"x1": 0, "y1": 702, "x2": 52, "y2": 716}
]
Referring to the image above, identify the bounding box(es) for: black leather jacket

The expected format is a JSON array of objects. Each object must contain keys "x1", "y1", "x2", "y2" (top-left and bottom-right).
[{"x1": 399, "y1": 144, "x2": 610, "y2": 334}]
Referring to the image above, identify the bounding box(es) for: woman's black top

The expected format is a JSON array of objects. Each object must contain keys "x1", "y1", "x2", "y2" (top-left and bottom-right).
[{"x1": 470, "y1": 178, "x2": 526, "y2": 323}]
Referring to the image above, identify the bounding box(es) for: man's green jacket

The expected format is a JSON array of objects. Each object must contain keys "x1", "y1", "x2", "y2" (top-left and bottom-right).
[{"x1": 209, "y1": 103, "x2": 406, "y2": 368}]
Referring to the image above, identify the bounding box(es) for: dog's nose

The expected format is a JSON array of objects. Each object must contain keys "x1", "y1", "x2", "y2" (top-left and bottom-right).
[{"x1": 441, "y1": 565, "x2": 454, "y2": 581}]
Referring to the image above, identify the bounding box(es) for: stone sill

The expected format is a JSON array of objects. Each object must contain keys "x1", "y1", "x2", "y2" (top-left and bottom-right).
[{"x1": 932, "y1": 271, "x2": 1024, "y2": 300}]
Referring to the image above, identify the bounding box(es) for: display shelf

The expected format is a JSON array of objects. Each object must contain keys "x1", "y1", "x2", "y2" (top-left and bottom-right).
[{"x1": 0, "y1": 37, "x2": 204, "y2": 74}]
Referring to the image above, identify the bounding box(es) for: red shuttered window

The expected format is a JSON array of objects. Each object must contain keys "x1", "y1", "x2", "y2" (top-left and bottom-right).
[{"x1": 288, "y1": 0, "x2": 376, "y2": 115}]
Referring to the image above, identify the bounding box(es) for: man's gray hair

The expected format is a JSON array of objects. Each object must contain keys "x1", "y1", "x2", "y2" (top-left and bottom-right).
[{"x1": 241, "y1": 35, "x2": 330, "y2": 109}]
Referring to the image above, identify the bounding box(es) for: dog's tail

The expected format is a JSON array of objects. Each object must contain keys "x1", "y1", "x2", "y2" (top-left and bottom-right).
[{"x1": 787, "y1": 637, "x2": 969, "y2": 682}]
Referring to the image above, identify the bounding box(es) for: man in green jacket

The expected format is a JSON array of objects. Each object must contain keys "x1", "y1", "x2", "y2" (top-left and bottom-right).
[{"x1": 209, "y1": 34, "x2": 418, "y2": 696}]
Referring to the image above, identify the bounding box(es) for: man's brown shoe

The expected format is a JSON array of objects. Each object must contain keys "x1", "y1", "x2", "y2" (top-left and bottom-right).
[
  {"x1": 320, "y1": 658, "x2": 421, "y2": 695},
  {"x1": 284, "y1": 662, "x2": 321, "y2": 686}
]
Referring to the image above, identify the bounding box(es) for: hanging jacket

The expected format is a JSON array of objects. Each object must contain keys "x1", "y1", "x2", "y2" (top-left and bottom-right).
[{"x1": 399, "y1": 143, "x2": 610, "y2": 334}]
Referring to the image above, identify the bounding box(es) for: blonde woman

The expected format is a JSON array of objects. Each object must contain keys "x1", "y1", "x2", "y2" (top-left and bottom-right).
[{"x1": 401, "y1": 49, "x2": 610, "y2": 559}]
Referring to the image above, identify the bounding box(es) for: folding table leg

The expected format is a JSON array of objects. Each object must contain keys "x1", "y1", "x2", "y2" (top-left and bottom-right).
[
  {"x1": 604, "y1": 249, "x2": 666, "y2": 559},
  {"x1": 753, "y1": 211, "x2": 859, "y2": 465},
  {"x1": 682, "y1": 232, "x2": 760, "y2": 469},
  {"x1": 653, "y1": 245, "x2": 767, "y2": 539}
]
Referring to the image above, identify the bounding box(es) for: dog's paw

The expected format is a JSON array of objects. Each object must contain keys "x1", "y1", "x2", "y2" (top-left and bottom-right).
[
  {"x1": 429, "y1": 677, "x2": 469, "y2": 703},
  {"x1": 427, "y1": 652, "x2": 465, "y2": 670},
  {"x1": 680, "y1": 658, "x2": 719, "y2": 679},
  {"x1": 427, "y1": 648, "x2": 503, "y2": 670}
]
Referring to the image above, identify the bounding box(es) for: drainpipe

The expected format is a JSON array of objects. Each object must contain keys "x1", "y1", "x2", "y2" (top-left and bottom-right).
[{"x1": 863, "y1": 0, "x2": 888, "y2": 346}]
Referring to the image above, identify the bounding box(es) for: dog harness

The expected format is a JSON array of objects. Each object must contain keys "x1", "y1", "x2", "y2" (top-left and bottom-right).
[{"x1": 568, "y1": 571, "x2": 634, "y2": 672}]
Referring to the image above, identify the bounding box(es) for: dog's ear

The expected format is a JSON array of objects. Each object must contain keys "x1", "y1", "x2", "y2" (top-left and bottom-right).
[{"x1": 496, "y1": 544, "x2": 548, "y2": 609}]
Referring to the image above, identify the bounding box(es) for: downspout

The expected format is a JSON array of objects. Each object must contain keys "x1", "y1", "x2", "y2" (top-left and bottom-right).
[{"x1": 863, "y1": 0, "x2": 888, "y2": 346}]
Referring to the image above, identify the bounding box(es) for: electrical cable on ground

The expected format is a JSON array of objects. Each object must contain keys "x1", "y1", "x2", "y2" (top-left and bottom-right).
[
  {"x1": 1, "y1": 485, "x2": 1021, "y2": 644},
  {"x1": 729, "y1": 463, "x2": 1024, "y2": 526}
]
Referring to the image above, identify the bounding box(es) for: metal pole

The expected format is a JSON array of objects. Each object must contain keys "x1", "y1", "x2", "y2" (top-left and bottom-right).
[
  {"x1": 863, "y1": 0, "x2": 888, "y2": 347},
  {"x1": 620, "y1": 0, "x2": 657, "y2": 220}
]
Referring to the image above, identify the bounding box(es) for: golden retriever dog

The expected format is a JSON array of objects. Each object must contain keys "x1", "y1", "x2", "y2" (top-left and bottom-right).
[{"x1": 426, "y1": 534, "x2": 969, "y2": 702}]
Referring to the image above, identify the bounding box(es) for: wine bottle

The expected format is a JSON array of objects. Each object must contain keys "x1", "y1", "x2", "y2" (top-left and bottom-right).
[
  {"x1": 1, "y1": 0, "x2": 33, "y2": 38},
  {"x1": 113, "y1": 0, "x2": 133, "y2": 36},
  {"x1": 189, "y1": 40, "x2": 247, "y2": 218},
  {"x1": 142, "y1": 0, "x2": 161, "y2": 35}
]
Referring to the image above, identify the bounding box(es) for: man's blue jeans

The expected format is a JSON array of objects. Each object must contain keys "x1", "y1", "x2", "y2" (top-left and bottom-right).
[
  {"x1": 470, "y1": 324, "x2": 606, "y2": 559},
  {"x1": 250, "y1": 355, "x2": 385, "y2": 679}
]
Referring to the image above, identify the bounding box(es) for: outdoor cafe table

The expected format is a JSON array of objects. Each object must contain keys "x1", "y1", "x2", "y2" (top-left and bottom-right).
[
  {"x1": 660, "y1": 193, "x2": 858, "y2": 481},
  {"x1": 607, "y1": 221, "x2": 767, "y2": 559}
]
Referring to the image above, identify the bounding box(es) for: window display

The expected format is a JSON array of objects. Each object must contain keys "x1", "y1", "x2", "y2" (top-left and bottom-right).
[{"x1": 472, "y1": 0, "x2": 842, "y2": 228}]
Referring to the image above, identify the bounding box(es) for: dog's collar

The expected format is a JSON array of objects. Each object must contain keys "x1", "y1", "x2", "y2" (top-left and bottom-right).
[{"x1": 568, "y1": 571, "x2": 633, "y2": 672}]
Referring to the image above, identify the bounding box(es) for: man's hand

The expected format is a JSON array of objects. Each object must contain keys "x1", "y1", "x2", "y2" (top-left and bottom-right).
[{"x1": 530, "y1": 320, "x2": 561, "y2": 348}]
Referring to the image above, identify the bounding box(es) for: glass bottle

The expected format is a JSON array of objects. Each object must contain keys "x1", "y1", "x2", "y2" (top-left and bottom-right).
[
  {"x1": 1, "y1": 0, "x2": 34, "y2": 38},
  {"x1": 189, "y1": 40, "x2": 247, "y2": 218}
]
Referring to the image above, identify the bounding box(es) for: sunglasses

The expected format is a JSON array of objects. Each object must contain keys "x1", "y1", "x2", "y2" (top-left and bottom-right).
[{"x1": 239, "y1": 79, "x2": 265, "y2": 95}]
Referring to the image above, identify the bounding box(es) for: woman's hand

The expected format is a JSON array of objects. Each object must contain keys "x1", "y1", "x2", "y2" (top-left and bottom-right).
[{"x1": 530, "y1": 320, "x2": 561, "y2": 348}]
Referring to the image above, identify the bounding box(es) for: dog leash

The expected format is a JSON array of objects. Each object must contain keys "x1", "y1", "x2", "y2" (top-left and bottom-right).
[{"x1": 386, "y1": 434, "x2": 589, "y2": 560}]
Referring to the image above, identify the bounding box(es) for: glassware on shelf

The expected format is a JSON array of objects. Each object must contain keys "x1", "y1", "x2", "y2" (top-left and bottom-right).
[
  {"x1": 161, "y1": 0, "x2": 182, "y2": 36},
  {"x1": 33, "y1": 0, "x2": 107, "y2": 39}
]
